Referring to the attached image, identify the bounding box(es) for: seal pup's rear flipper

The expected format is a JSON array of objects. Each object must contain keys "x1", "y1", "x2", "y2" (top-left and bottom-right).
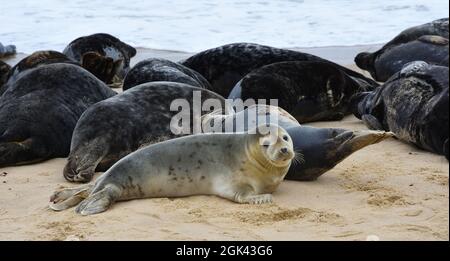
[
  {"x1": 0, "y1": 138, "x2": 48, "y2": 167},
  {"x1": 49, "y1": 184, "x2": 93, "y2": 211},
  {"x1": 75, "y1": 184, "x2": 121, "y2": 215}
]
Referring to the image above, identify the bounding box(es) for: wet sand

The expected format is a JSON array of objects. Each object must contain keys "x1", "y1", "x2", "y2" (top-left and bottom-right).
[{"x1": 0, "y1": 45, "x2": 448, "y2": 241}]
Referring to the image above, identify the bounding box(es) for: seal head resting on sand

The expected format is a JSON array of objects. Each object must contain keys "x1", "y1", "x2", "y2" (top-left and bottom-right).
[
  {"x1": 63, "y1": 33, "x2": 136, "y2": 86},
  {"x1": 202, "y1": 104, "x2": 393, "y2": 181},
  {"x1": 50, "y1": 124, "x2": 294, "y2": 215},
  {"x1": 350, "y1": 61, "x2": 449, "y2": 160}
]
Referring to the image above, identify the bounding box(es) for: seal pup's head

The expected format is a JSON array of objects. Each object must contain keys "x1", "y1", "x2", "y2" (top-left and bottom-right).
[{"x1": 248, "y1": 124, "x2": 295, "y2": 169}]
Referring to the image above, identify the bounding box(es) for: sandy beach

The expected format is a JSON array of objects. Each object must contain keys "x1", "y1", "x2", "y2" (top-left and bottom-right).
[{"x1": 0, "y1": 46, "x2": 448, "y2": 241}]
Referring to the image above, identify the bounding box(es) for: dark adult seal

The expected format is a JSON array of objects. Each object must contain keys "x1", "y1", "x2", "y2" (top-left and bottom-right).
[
  {"x1": 351, "y1": 62, "x2": 449, "y2": 160},
  {"x1": 0, "y1": 42, "x2": 16, "y2": 58},
  {"x1": 0, "y1": 63, "x2": 116, "y2": 167},
  {"x1": 181, "y1": 43, "x2": 378, "y2": 97},
  {"x1": 355, "y1": 18, "x2": 449, "y2": 82},
  {"x1": 63, "y1": 33, "x2": 136, "y2": 85},
  {"x1": 64, "y1": 82, "x2": 232, "y2": 183},
  {"x1": 123, "y1": 58, "x2": 211, "y2": 90},
  {"x1": 228, "y1": 61, "x2": 374, "y2": 123}
]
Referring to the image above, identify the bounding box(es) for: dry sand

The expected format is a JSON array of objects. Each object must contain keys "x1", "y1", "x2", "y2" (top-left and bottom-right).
[{"x1": 0, "y1": 46, "x2": 448, "y2": 241}]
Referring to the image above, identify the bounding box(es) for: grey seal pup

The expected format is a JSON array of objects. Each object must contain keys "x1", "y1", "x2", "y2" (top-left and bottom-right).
[{"x1": 50, "y1": 124, "x2": 294, "y2": 215}]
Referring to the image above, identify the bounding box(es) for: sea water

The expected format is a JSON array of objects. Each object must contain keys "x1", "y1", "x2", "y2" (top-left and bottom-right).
[{"x1": 0, "y1": 0, "x2": 448, "y2": 53}]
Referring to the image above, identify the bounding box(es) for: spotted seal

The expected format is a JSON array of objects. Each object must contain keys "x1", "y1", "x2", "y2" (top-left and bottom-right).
[{"x1": 50, "y1": 124, "x2": 294, "y2": 215}]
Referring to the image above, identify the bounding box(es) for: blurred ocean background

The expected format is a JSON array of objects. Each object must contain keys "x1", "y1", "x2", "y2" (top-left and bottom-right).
[{"x1": 0, "y1": 0, "x2": 448, "y2": 53}]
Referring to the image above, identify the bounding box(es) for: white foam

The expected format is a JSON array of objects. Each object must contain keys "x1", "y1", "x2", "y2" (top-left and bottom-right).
[{"x1": 0, "y1": 0, "x2": 448, "y2": 53}]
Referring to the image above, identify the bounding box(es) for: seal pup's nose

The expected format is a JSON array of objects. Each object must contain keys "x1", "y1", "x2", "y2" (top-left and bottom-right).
[{"x1": 281, "y1": 148, "x2": 288, "y2": 154}]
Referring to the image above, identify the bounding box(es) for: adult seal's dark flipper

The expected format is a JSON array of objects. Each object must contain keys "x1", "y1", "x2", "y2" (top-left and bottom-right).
[
  {"x1": 0, "y1": 64, "x2": 116, "y2": 168},
  {"x1": 351, "y1": 62, "x2": 449, "y2": 160},
  {"x1": 64, "y1": 82, "x2": 231, "y2": 183},
  {"x1": 355, "y1": 18, "x2": 449, "y2": 82},
  {"x1": 227, "y1": 61, "x2": 373, "y2": 123},
  {"x1": 63, "y1": 33, "x2": 136, "y2": 85},
  {"x1": 285, "y1": 126, "x2": 393, "y2": 181},
  {"x1": 181, "y1": 43, "x2": 378, "y2": 97},
  {"x1": 123, "y1": 58, "x2": 211, "y2": 90},
  {"x1": 0, "y1": 43, "x2": 16, "y2": 58}
]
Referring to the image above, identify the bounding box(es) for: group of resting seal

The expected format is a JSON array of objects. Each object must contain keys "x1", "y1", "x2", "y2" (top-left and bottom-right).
[{"x1": 0, "y1": 19, "x2": 448, "y2": 215}]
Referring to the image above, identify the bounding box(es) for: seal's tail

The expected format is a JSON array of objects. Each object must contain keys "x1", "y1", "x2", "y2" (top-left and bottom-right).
[{"x1": 49, "y1": 184, "x2": 93, "y2": 211}]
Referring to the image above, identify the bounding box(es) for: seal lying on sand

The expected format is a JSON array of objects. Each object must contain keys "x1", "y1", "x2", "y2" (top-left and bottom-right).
[
  {"x1": 50, "y1": 124, "x2": 294, "y2": 215},
  {"x1": 351, "y1": 62, "x2": 449, "y2": 160},
  {"x1": 0, "y1": 61, "x2": 10, "y2": 89},
  {"x1": 0, "y1": 64, "x2": 116, "y2": 167},
  {"x1": 228, "y1": 61, "x2": 374, "y2": 123},
  {"x1": 202, "y1": 105, "x2": 393, "y2": 181},
  {"x1": 355, "y1": 18, "x2": 449, "y2": 82},
  {"x1": 123, "y1": 58, "x2": 211, "y2": 90},
  {"x1": 63, "y1": 33, "x2": 136, "y2": 85},
  {"x1": 64, "y1": 82, "x2": 231, "y2": 183},
  {"x1": 181, "y1": 43, "x2": 378, "y2": 97},
  {"x1": 355, "y1": 35, "x2": 449, "y2": 82},
  {"x1": 0, "y1": 42, "x2": 16, "y2": 58}
]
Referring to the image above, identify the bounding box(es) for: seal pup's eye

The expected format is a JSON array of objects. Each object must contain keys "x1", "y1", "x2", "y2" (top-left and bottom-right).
[{"x1": 283, "y1": 135, "x2": 289, "y2": 141}]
